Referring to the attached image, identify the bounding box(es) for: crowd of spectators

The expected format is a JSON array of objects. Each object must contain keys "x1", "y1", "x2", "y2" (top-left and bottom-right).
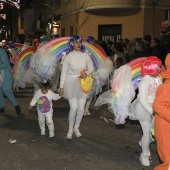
[{"x1": 97, "y1": 34, "x2": 170, "y2": 68}]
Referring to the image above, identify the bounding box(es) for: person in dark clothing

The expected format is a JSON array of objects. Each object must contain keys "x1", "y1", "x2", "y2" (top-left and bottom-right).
[
  {"x1": 130, "y1": 40, "x2": 146, "y2": 60},
  {"x1": 151, "y1": 38, "x2": 166, "y2": 66},
  {"x1": 99, "y1": 40, "x2": 110, "y2": 56},
  {"x1": 143, "y1": 35, "x2": 152, "y2": 56}
]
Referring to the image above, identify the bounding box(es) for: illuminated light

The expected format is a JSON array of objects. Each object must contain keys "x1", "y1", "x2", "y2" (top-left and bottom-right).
[
  {"x1": 0, "y1": 3, "x2": 3, "y2": 10},
  {"x1": 52, "y1": 24, "x2": 60, "y2": 28},
  {"x1": 0, "y1": 0, "x2": 20, "y2": 9},
  {"x1": 0, "y1": 14, "x2": 6, "y2": 19}
]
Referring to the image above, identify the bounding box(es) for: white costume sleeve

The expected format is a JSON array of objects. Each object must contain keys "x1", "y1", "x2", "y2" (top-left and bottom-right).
[
  {"x1": 30, "y1": 90, "x2": 39, "y2": 106},
  {"x1": 50, "y1": 91, "x2": 61, "y2": 101},
  {"x1": 59, "y1": 56, "x2": 69, "y2": 88},
  {"x1": 86, "y1": 54, "x2": 94, "y2": 75},
  {"x1": 138, "y1": 79, "x2": 153, "y2": 114}
]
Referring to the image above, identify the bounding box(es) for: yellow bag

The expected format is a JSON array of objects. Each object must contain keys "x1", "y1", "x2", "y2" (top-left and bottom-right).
[{"x1": 80, "y1": 70, "x2": 94, "y2": 94}]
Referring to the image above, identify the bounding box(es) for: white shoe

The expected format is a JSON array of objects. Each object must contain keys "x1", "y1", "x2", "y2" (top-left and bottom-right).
[
  {"x1": 86, "y1": 111, "x2": 91, "y2": 116},
  {"x1": 49, "y1": 131, "x2": 55, "y2": 138},
  {"x1": 139, "y1": 141, "x2": 151, "y2": 157},
  {"x1": 41, "y1": 130, "x2": 45, "y2": 136},
  {"x1": 66, "y1": 129, "x2": 73, "y2": 139},
  {"x1": 74, "y1": 128, "x2": 82, "y2": 137},
  {"x1": 139, "y1": 153, "x2": 150, "y2": 166}
]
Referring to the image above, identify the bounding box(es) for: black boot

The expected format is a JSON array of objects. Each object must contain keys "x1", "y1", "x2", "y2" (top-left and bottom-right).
[
  {"x1": 15, "y1": 106, "x2": 21, "y2": 116},
  {"x1": 0, "y1": 108, "x2": 5, "y2": 114}
]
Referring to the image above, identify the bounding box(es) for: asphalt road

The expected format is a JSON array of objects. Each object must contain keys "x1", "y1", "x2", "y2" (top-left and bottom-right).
[{"x1": 0, "y1": 87, "x2": 160, "y2": 170}]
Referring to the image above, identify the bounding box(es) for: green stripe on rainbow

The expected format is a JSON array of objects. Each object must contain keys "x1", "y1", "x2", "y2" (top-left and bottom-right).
[
  {"x1": 128, "y1": 57, "x2": 147, "y2": 80},
  {"x1": 13, "y1": 46, "x2": 36, "y2": 80},
  {"x1": 127, "y1": 57, "x2": 147, "y2": 90},
  {"x1": 40, "y1": 37, "x2": 107, "y2": 69}
]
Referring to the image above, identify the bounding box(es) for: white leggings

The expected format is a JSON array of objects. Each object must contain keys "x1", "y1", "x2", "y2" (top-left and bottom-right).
[
  {"x1": 68, "y1": 98, "x2": 86, "y2": 129},
  {"x1": 38, "y1": 112, "x2": 54, "y2": 133},
  {"x1": 139, "y1": 120, "x2": 151, "y2": 156}
]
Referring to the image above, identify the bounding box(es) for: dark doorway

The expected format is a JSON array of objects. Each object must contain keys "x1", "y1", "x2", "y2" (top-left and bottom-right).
[{"x1": 98, "y1": 24, "x2": 122, "y2": 43}]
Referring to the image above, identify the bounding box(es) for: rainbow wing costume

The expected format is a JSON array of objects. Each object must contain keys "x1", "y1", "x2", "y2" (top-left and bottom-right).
[
  {"x1": 12, "y1": 46, "x2": 36, "y2": 88},
  {"x1": 30, "y1": 37, "x2": 107, "y2": 81},
  {"x1": 12, "y1": 37, "x2": 109, "y2": 88},
  {"x1": 95, "y1": 57, "x2": 165, "y2": 124}
]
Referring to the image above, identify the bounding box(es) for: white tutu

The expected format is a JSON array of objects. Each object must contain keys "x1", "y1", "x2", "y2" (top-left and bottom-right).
[
  {"x1": 129, "y1": 98, "x2": 152, "y2": 122},
  {"x1": 63, "y1": 74, "x2": 87, "y2": 99}
]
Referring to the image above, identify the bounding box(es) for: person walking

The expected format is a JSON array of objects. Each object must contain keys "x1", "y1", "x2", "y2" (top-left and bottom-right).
[
  {"x1": 58, "y1": 35, "x2": 94, "y2": 140},
  {"x1": 29, "y1": 81, "x2": 61, "y2": 138},
  {"x1": 0, "y1": 46, "x2": 21, "y2": 116},
  {"x1": 153, "y1": 53, "x2": 170, "y2": 170}
]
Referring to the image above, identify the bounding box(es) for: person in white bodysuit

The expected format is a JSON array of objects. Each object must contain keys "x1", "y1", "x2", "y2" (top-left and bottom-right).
[
  {"x1": 129, "y1": 56, "x2": 162, "y2": 167},
  {"x1": 58, "y1": 35, "x2": 94, "y2": 140}
]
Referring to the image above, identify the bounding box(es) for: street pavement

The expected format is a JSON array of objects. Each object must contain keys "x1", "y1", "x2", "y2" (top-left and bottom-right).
[{"x1": 0, "y1": 86, "x2": 160, "y2": 170}]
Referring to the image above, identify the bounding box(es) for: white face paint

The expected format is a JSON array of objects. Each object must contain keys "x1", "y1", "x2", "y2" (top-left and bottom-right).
[{"x1": 73, "y1": 40, "x2": 82, "y2": 51}]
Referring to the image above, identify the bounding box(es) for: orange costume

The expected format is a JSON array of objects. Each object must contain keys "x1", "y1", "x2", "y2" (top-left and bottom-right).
[{"x1": 153, "y1": 53, "x2": 170, "y2": 170}]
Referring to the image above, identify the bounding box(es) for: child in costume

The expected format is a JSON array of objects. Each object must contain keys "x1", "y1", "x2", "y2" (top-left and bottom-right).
[
  {"x1": 153, "y1": 53, "x2": 170, "y2": 170},
  {"x1": 29, "y1": 81, "x2": 61, "y2": 138},
  {"x1": 129, "y1": 56, "x2": 162, "y2": 166}
]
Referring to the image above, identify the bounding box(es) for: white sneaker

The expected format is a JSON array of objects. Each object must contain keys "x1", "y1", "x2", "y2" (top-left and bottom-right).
[
  {"x1": 74, "y1": 128, "x2": 82, "y2": 137},
  {"x1": 86, "y1": 111, "x2": 91, "y2": 116},
  {"x1": 138, "y1": 141, "x2": 151, "y2": 157},
  {"x1": 49, "y1": 131, "x2": 55, "y2": 138},
  {"x1": 139, "y1": 153, "x2": 150, "y2": 166},
  {"x1": 139, "y1": 140, "x2": 141, "y2": 146},
  {"x1": 41, "y1": 130, "x2": 45, "y2": 136},
  {"x1": 66, "y1": 129, "x2": 73, "y2": 139}
]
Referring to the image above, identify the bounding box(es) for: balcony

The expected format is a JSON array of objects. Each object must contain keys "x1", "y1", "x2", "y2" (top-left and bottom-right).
[{"x1": 84, "y1": 0, "x2": 140, "y2": 15}]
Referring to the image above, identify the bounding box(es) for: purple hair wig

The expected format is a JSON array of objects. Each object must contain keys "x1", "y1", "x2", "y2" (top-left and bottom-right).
[
  {"x1": 68, "y1": 35, "x2": 86, "y2": 52},
  {"x1": 85, "y1": 36, "x2": 95, "y2": 44},
  {"x1": 8, "y1": 41, "x2": 15, "y2": 48}
]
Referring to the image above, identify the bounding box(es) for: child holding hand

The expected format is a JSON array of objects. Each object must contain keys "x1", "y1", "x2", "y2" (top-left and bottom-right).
[{"x1": 29, "y1": 81, "x2": 61, "y2": 138}]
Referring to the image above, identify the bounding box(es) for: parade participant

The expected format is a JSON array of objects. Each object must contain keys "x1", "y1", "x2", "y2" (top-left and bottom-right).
[
  {"x1": 153, "y1": 53, "x2": 170, "y2": 170},
  {"x1": 29, "y1": 81, "x2": 61, "y2": 138},
  {"x1": 58, "y1": 35, "x2": 94, "y2": 139},
  {"x1": 8, "y1": 41, "x2": 18, "y2": 67},
  {"x1": 129, "y1": 56, "x2": 162, "y2": 166},
  {"x1": 0, "y1": 46, "x2": 21, "y2": 115},
  {"x1": 85, "y1": 36, "x2": 96, "y2": 45}
]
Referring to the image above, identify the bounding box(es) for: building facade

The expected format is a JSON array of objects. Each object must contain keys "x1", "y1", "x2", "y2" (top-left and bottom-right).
[{"x1": 60, "y1": 0, "x2": 170, "y2": 42}]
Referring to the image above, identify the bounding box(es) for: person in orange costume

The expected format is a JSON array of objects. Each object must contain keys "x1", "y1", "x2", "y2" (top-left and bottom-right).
[{"x1": 153, "y1": 53, "x2": 170, "y2": 170}]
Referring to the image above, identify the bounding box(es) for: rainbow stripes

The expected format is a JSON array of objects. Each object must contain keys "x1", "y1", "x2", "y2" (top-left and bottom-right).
[
  {"x1": 13, "y1": 46, "x2": 35, "y2": 81},
  {"x1": 40, "y1": 37, "x2": 107, "y2": 69}
]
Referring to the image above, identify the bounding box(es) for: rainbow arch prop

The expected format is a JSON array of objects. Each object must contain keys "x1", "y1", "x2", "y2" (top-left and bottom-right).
[
  {"x1": 128, "y1": 57, "x2": 147, "y2": 90},
  {"x1": 12, "y1": 46, "x2": 36, "y2": 87},
  {"x1": 127, "y1": 57, "x2": 165, "y2": 90},
  {"x1": 40, "y1": 37, "x2": 107, "y2": 67},
  {"x1": 33, "y1": 37, "x2": 107, "y2": 81}
]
